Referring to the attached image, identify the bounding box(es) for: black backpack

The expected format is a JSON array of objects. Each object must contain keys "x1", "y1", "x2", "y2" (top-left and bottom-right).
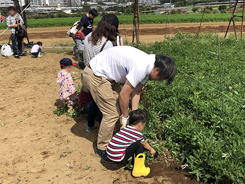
[{"x1": 15, "y1": 14, "x2": 27, "y2": 39}]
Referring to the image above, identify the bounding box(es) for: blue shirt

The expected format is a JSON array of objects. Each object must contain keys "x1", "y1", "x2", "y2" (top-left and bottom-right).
[{"x1": 80, "y1": 14, "x2": 93, "y2": 36}]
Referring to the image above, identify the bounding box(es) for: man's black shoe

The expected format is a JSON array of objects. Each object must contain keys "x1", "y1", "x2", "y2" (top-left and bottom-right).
[
  {"x1": 14, "y1": 55, "x2": 20, "y2": 59},
  {"x1": 96, "y1": 148, "x2": 112, "y2": 162}
]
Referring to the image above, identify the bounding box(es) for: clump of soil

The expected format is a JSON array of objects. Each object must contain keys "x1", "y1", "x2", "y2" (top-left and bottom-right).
[{"x1": 113, "y1": 150, "x2": 202, "y2": 184}]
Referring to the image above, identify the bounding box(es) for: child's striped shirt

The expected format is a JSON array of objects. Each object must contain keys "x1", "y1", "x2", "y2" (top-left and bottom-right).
[{"x1": 106, "y1": 125, "x2": 145, "y2": 162}]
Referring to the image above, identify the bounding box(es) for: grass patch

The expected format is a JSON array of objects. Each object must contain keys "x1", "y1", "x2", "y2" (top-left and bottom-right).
[
  {"x1": 45, "y1": 48, "x2": 73, "y2": 54},
  {"x1": 0, "y1": 13, "x2": 241, "y2": 30},
  {"x1": 52, "y1": 41, "x2": 75, "y2": 47}
]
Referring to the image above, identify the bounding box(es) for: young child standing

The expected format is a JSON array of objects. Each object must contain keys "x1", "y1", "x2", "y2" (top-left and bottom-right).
[
  {"x1": 31, "y1": 41, "x2": 45, "y2": 58},
  {"x1": 75, "y1": 22, "x2": 85, "y2": 69},
  {"x1": 78, "y1": 88, "x2": 102, "y2": 132},
  {"x1": 105, "y1": 109, "x2": 156, "y2": 177},
  {"x1": 57, "y1": 58, "x2": 78, "y2": 114}
]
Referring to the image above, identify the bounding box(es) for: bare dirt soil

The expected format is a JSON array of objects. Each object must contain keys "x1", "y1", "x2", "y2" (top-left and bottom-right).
[
  {"x1": 0, "y1": 52, "x2": 202, "y2": 184},
  {"x1": 0, "y1": 22, "x2": 240, "y2": 45},
  {"x1": 0, "y1": 22, "x2": 221, "y2": 184}
]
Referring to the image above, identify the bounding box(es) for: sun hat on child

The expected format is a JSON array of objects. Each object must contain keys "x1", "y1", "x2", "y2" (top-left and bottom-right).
[{"x1": 60, "y1": 58, "x2": 76, "y2": 66}]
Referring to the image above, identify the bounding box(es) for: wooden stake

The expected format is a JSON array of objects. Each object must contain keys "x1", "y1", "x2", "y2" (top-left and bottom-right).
[
  {"x1": 136, "y1": 0, "x2": 139, "y2": 43},
  {"x1": 132, "y1": 0, "x2": 139, "y2": 43},
  {"x1": 241, "y1": 0, "x2": 245, "y2": 38},
  {"x1": 196, "y1": 8, "x2": 205, "y2": 38},
  {"x1": 224, "y1": 0, "x2": 244, "y2": 39}
]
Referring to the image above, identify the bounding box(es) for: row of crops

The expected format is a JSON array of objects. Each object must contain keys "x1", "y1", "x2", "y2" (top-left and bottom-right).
[
  {"x1": 0, "y1": 13, "x2": 242, "y2": 29},
  {"x1": 133, "y1": 33, "x2": 244, "y2": 183}
]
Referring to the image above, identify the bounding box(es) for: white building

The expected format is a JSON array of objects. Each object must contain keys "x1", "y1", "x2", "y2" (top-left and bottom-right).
[
  {"x1": 29, "y1": 0, "x2": 81, "y2": 6},
  {"x1": 139, "y1": 0, "x2": 160, "y2": 5},
  {"x1": 0, "y1": 0, "x2": 14, "y2": 7}
]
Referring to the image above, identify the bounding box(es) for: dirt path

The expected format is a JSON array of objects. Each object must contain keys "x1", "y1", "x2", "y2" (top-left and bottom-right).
[
  {"x1": 0, "y1": 51, "x2": 202, "y2": 184},
  {"x1": 0, "y1": 22, "x2": 240, "y2": 45}
]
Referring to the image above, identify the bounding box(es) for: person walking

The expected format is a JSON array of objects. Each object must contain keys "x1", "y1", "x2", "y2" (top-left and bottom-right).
[
  {"x1": 6, "y1": 6, "x2": 24, "y2": 59},
  {"x1": 82, "y1": 46, "x2": 177, "y2": 158}
]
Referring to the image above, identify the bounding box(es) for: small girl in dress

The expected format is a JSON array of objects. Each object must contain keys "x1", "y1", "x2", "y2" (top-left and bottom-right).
[{"x1": 57, "y1": 58, "x2": 78, "y2": 114}]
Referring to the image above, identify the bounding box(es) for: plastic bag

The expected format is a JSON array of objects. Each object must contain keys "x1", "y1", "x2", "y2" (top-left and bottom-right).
[{"x1": 1, "y1": 44, "x2": 13, "y2": 57}]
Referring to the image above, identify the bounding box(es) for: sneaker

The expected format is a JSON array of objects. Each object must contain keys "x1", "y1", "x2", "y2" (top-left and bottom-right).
[
  {"x1": 19, "y1": 53, "x2": 26, "y2": 56},
  {"x1": 96, "y1": 148, "x2": 112, "y2": 162},
  {"x1": 86, "y1": 124, "x2": 96, "y2": 132},
  {"x1": 38, "y1": 53, "x2": 43, "y2": 58},
  {"x1": 14, "y1": 55, "x2": 20, "y2": 59}
]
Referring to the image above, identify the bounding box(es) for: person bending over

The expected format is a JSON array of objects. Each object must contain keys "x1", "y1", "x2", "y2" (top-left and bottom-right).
[
  {"x1": 106, "y1": 109, "x2": 156, "y2": 177},
  {"x1": 82, "y1": 46, "x2": 177, "y2": 159},
  {"x1": 31, "y1": 41, "x2": 45, "y2": 58},
  {"x1": 57, "y1": 58, "x2": 78, "y2": 114}
]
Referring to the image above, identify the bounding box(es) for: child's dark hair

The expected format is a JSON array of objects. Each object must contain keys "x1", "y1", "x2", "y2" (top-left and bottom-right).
[
  {"x1": 8, "y1": 6, "x2": 15, "y2": 11},
  {"x1": 129, "y1": 109, "x2": 147, "y2": 126},
  {"x1": 61, "y1": 65, "x2": 68, "y2": 69},
  {"x1": 37, "y1": 41, "x2": 42, "y2": 46}
]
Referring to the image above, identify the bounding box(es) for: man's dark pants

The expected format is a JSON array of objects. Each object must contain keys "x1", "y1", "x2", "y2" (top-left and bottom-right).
[{"x1": 11, "y1": 33, "x2": 23, "y2": 56}]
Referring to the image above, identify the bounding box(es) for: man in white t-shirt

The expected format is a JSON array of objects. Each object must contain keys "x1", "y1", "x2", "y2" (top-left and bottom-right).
[{"x1": 82, "y1": 46, "x2": 176, "y2": 157}]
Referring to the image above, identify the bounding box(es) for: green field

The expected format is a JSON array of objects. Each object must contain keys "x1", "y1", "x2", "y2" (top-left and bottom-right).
[
  {"x1": 0, "y1": 13, "x2": 240, "y2": 29},
  {"x1": 134, "y1": 33, "x2": 245, "y2": 183}
]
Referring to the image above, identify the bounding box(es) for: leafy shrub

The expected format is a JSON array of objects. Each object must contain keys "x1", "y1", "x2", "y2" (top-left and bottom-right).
[
  {"x1": 133, "y1": 33, "x2": 245, "y2": 183},
  {"x1": 175, "y1": 1, "x2": 184, "y2": 7},
  {"x1": 170, "y1": 10, "x2": 177, "y2": 14},
  {"x1": 206, "y1": 6, "x2": 213, "y2": 11},
  {"x1": 176, "y1": 9, "x2": 183, "y2": 14},
  {"x1": 46, "y1": 13, "x2": 55, "y2": 18},
  {"x1": 170, "y1": 9, "x2": 185, "y2": 14},
  {"x1": 205, "y1": 9, "x2": 212, "y2": 14},
  {"x1": 192, "y1": 7, "x2": 199, "y2": 13},
  {"x1": 220, "y1": 10, "x2": 227, "y2": 13},
  {"x1": 219, "y1": 5, "x2": 227, "y2": 11},
  {"x1": 56, "y1": 11, "x2": 69, "y2": 18}
]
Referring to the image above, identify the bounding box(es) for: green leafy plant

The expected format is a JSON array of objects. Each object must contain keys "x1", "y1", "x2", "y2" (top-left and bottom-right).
[{"x1": 132, "y1": 32, "x2": 245, "y2": 183}]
